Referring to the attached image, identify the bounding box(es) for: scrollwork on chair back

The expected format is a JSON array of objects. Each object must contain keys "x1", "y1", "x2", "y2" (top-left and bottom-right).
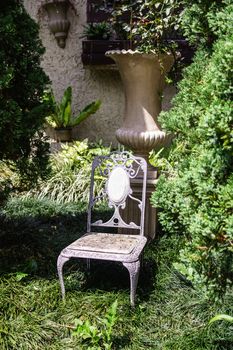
[{"x1": 87, "y1": 152, "x2": 147, "y2": 236}]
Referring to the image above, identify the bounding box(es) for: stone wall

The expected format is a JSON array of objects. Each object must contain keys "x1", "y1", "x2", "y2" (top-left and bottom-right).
[{"x1": 23, "y1": 0, "x2": 176, "y2": 146}]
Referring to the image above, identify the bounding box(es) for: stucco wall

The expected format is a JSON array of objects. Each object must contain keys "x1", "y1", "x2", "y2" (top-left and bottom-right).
[{"x1": 23, "y1": 0, "x2": 176, "y2": 146}]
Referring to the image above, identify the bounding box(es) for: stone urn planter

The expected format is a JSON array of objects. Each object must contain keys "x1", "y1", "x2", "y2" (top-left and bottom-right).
[
  {"x1": 106, "y1": 50, "x2": 174, "y2": 176},
  {"x1": 106, "y1": 49, "x2": 175, "y2": 239}
]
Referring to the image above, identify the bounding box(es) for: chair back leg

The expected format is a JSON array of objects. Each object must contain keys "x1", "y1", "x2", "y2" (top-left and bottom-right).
[
  {"x1": 86, "y1": 258, "x2": 91, "y2": 272},
  {"x1": 123, "y1": 260, "x2": 140, "y2": 307}
]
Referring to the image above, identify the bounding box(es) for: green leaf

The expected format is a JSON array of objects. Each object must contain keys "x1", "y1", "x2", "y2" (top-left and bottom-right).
[
  {"x1": 15, "y1": 272, "x2": 28, "y2": 281},
  {"x1": 60, "y1": 86, "x2": 72, "y2": 116},
  {"x1": 209, "y1": 314, "x2": 233, "y2": 325},
  {"x1": 63, "y1": 101, "x2": 72, "y2": 127},
  {"x1": 166, "y1": 7, "x2": 171, "y2": 16},
  {"x1": 70, "y1": 100, "x2": 101, "y2": 127},
  {"x1": 57, "y1": 86, "x2": 72, "y2": 126}
]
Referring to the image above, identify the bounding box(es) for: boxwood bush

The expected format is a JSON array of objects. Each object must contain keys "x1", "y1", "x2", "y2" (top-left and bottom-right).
[
  {"x1": 151, "y1": 1, "x2": 233, "y2": 298},
  {"x1": 0, "y1": 0, "x2": 50, "y2": 199}
]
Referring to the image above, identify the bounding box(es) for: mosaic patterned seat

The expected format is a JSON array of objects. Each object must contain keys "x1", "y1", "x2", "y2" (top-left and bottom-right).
[{"x1": 57, "y1": 152, "x2": 147, "y2": 306}]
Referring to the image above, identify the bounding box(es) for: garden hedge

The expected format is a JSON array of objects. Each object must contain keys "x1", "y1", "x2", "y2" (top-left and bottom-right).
[
  {"x1": 0, "y1": 0, "x2": 50, "y2": 196},
  {"x1": 152, "y1": 0, "x2": 233, "y2": 298}
]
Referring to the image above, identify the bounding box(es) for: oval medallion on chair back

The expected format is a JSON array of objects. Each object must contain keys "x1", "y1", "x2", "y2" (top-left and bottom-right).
[{"x1": 107, "y1": 167, "x2": 131, "y2": 205}]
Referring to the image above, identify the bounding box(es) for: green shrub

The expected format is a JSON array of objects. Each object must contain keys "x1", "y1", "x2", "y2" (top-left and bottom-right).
[
  {"x1": 27, "y1": 140, "x2": 111, "y2": 204},
  {"x1": 180, "y1": 0, "x2": 229, "y2": 46},
  {"x1": 151, "y1": 1, "x2": 233, "y2": 298},
  {"x1": 0, "y1": 0, "x2": 50, "y2": 193}
]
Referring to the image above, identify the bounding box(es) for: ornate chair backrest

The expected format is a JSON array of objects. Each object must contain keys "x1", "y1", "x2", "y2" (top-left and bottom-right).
[{"x1": 87, "y1": 152, "x2": 147, "y2": 236}]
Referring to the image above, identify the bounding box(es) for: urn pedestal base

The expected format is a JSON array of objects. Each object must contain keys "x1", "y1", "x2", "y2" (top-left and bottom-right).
[{"x1": 119, "y1": 174, "x2": 158, "y2": 240}]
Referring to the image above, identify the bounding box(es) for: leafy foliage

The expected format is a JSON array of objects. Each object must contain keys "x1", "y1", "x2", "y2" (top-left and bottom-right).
[
  {"x1": 73, "y1": 300, "x2": 118, "y2": 350},
  {"x1": 180, "y1": 0, "x2": 230, "y2": 46},
  {"x1": 46, "y1": 86, "x2": 101, "y2": 128},
  {"x1": 151, "y1": 1, "x2": 233, "y2": 298},
  {"x1": 101, "y1": 0, "x2": 181, "y2": 53},
  {"x1": 0, "y1": 0, "x2": 50, "y2": 189},
  {"x1": 209, "y1": 314, "x2": 233, "y2": 325},
  {"x1": 82, "y1": 22, "x2": 112, "y2": 40},
  {"x1": 27, "y1": 140, "x2": 111, "y2": 204}
]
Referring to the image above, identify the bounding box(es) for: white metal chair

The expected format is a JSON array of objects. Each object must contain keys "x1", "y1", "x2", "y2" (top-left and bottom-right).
[{"x1": 57, "y1": 151, "x2": 147, "y2": 306}]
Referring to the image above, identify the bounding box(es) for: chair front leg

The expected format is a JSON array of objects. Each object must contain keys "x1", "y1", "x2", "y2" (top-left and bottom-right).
[
  {"x1": 57, "y1": 254, "x2": 70, "y2": 300},
  {"x1": 123, "y1": 260, "x2": 140, "y2": 307}
]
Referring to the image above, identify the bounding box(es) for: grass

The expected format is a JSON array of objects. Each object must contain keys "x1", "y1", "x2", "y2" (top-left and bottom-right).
[{"x1": 0, "y1": 197, "x2": 232, "y2": 349}]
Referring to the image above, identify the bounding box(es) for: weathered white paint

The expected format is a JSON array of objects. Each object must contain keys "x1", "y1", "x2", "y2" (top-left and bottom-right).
[
  {"x1": 23, "y1": 0, "x2": 176, "y2": 145},
  {"x1": 107, "y1": 167, "x2": 130, "y2": 204}
]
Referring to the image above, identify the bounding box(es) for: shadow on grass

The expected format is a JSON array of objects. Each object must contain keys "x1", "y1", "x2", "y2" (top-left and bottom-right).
[
  {"x1": 0, "y1": 199, "x2": 109, "y2": 276},
  {"x1": 0, "y1": 211, "x2": 86, "y2": 277},
  {"x1": 63, "y1": 250, "x2": 157, "y2": 304}
]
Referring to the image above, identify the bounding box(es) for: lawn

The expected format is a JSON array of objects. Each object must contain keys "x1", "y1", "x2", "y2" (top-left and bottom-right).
[{"x1": 0, "y1": 197, "x2": 232, "y2": 350}]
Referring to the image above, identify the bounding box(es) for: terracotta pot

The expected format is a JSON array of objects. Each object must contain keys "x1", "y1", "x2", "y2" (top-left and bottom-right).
[{"x1": 55, "y1": 127, "x2": 72, "y2": 142}]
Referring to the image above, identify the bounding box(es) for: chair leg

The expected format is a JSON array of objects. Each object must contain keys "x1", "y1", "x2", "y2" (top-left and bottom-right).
[
  {"x1": 57, "y1": 254, "x2": 70, "y2": 300},
  {"x1": 86, "y1": 258, "x2": 91, "y2": 272},
  {"x1": 123, "y1": 260, "x2": 140, "y2": 307}
]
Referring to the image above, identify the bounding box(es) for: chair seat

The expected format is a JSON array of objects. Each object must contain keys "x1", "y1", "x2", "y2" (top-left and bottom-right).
[{"x1": 67, "y1": 233, "x2": 143, "y2": 255}]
